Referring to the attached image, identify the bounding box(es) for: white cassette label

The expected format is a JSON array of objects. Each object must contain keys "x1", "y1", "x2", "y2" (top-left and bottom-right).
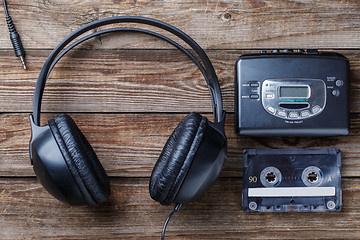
[{"x1": 248, "y1": 187, "x2": 336, "y2": 197}]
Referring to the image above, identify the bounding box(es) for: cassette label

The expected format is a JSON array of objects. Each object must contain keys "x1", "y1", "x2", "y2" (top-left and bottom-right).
[{"x1": 242, "y1": 149, "x2": 341, "y2": 212}]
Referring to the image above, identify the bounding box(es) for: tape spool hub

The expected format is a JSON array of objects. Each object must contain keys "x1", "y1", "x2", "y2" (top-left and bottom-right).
[
  {"x1": 302, "y1": 166, "x2": 324, "y2": 187},
  {"x1": 307, "y1": 171, "x2": 318, "y2": 183},
  {"x1": 260, "y1": 166, "x2": 282, "y2": 187}
]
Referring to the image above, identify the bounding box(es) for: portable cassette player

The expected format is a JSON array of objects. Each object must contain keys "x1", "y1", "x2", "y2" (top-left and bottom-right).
[{"x1": 235, "y1": 50, "x2": 350, "y2": 136}]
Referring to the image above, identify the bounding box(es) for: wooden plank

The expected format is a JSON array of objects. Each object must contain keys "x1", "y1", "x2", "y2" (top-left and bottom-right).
[
  {"x1": 1, "y1": 113, "x2": 360, "y2": 178},
  {"x1": 0, "y1": 177, "x2": 359, "y2": 239},
  {"x1": 1, "y1": 0, "x2": 360, "y2": 49},
  {"x1": 1, "y1": 49, "x2": 360, "y2": 113}
]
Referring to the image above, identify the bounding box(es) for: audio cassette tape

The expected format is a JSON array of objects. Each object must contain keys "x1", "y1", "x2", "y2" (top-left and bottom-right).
[{"x1": 242, "y1": 149, "x2": 341, "y2": 212}]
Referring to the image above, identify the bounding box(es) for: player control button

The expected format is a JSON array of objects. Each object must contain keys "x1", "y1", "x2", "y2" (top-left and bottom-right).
[
  {"x1": 335, "y1": 80, "x2": 343, "y2": 87},
  {"x1": 267, "y1": 106, "x2": 276, "y2": 114},
  {"x1": 250, "y1": 94, "x2": 259, "y2": 99},
  {"x1": 301, "y1": 110, "x2": 311, "y2": 117},
  {"x1": 250, "y1": 83, "x2": 259, "y2": 87},
  {"x1": 266, "y1": 93, "x2": 274, "y2": 99},
  {"x1": 332, "y1": 89, "x2": 340, "y2": 96},
  {"x1": 277, "y1": 110, "x2": 287, "y2": 118},
  {"x1": 312, "y1": 105, "x2": 321, "y2": 114},
  {"x1": 289, "y1": 112, "x2": 299, "y2": 118}
]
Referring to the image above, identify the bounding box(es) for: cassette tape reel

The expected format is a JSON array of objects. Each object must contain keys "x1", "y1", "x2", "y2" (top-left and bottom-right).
[{"x1": 242, "y1": 149, "x2": 341, "y2": 212}]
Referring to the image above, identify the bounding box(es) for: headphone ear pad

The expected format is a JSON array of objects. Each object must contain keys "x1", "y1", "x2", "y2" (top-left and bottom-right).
[
  {"x1": 149, "y1": 112, "x2": 208, "y2": 205},
  {"x1": 48, "y1": 113, "x2": 110, "y2": 206}
]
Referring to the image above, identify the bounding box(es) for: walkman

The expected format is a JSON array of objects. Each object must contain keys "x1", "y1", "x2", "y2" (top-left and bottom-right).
[{"x1": 235, "y1": 50, "x2": 350, "y2": 136}]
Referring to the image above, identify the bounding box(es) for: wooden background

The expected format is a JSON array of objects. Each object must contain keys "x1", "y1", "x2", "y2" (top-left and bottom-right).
[{"x1": 1, "y1": 0, "x2": 360, "y2": 239}]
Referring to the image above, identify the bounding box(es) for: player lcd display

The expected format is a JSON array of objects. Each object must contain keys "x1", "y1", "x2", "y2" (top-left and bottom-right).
[{"x1": 279, "y1": 86, "x2": 309, "y2": 98}]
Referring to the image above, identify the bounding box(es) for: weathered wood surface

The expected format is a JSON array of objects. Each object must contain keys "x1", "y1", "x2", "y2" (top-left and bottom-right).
[
  {"x1": 0, "y1": 49, "x2": 360, "y2": 113},
  {"x1": 0, "y1": 178, "x2": 359, "y2": 239},
  {"x1": 0, "y1": 0, "x2": 360, "y2": 49},
  {"x1": 1, "y1": 0, "x2": 360, "y2": 239},
  {"x1": 1, "y1": 113, "x2": 360, "y2": 178}
]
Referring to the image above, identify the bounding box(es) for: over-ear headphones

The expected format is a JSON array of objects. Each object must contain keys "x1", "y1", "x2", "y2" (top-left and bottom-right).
[{"x1": 29, "y1": 16, "x2": 227, "y2": 206}]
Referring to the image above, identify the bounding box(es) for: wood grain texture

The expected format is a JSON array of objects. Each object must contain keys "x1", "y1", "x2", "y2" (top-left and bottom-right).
[
  {"x1": 1, "y1": 113, "x2": 360, "y2": 177},
  {"x1": 1, "y1": 1, "x2": 360, "y2": 239},
  {"x1": 1, "y1": 0, "x2": 360, "y2": 49},
  {"x1": 0, "y1": 178, "x2": 359, "y2": 239},
  {"x1": 0, "y1": 49, "x2": 360, "y2": 113}
]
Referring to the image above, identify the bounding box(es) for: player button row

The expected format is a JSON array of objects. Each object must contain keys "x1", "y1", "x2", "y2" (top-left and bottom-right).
[{"x1": 266, "y1": 106, "x2": 320, "y2": 118}]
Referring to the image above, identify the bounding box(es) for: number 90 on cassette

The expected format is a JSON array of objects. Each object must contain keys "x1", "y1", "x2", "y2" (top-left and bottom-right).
[{"x1": 242, "y1": 149, "x2": 341, "y2": 212}]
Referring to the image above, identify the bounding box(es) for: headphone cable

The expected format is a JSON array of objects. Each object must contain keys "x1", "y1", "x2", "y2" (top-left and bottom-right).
[
  {"x1": 3, "y1": 0, "x2": 27, "y2": 69},
  {"x1": 161, "y1": 203, "x2": 182, "y2": 240},
  {"x1": 3, "y1": 0, "x2": 8, "y2": 16}
]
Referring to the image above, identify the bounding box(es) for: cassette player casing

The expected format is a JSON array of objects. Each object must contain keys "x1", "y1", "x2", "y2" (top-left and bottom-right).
[{"x1": 235, "y1": 51, "x2": 350, "y2": 136}]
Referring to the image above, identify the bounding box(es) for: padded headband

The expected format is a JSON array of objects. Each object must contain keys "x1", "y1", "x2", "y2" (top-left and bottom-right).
[{"x1": 32, "y1": 16, "x2": 224, "y2": 126}]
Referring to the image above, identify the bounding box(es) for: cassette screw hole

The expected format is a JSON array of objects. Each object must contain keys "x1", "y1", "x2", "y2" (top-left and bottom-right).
[
  {"x1": 304, "y1": 205, "x2": 308, "y2": 208},
  {"x1": 276, "y1": 205, "x2": 280, "y2": 209},
  {"x1": 249, "y1": 202, "x2": 257, "y2": 210},
  {"x1": 266, "y1": 172, "x2": 276, "y2": 183},
  {"x1": 327, "y1": 201, "x2": 336, "y2": 210},
  {"x1": 307, "y1": 172, "x2": 318, "y2": 183},
  {"x1": 290, "y1": 200, "x2": 295, "y2": 204}
]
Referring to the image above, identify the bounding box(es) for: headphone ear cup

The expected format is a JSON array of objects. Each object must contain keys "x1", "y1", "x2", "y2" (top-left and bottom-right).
[
  {"x1": 48, "y1": 113, "x2": 110, "y2": 206},
  {"x1": 149, "y1": 112, "x2": 208, "y2": 205}
]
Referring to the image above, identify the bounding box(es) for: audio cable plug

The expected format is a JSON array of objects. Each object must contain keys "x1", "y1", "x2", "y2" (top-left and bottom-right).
[{"x1": 3, "y1": 0, "x2": 27, "y2": 69}]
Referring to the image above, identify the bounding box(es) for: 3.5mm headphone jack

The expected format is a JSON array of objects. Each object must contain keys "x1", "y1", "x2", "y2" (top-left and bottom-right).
[{"x1": 3, "y1": 0, "x2": 27, "y2": 69}]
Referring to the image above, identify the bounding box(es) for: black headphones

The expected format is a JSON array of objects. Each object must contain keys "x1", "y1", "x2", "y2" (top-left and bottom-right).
[{"x1": 29, "y1": 16, "x2": 227, "y2": 207}]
